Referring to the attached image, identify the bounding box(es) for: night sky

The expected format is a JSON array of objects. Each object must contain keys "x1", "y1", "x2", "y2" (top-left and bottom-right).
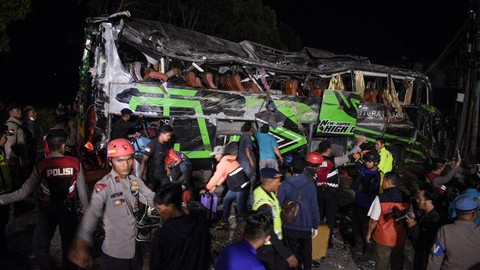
[{"x1": 0, "y1": 0, "x2": 469, "y2": 107}]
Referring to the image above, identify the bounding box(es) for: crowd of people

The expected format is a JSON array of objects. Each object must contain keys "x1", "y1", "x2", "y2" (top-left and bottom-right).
[{"x1": 0, "y1": 102, "x2": 479, "y2": 270}]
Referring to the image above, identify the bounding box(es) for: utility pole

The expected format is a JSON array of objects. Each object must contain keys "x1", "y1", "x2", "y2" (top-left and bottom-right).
[{"x1": 455, "y1": 0, "x2": 479, "y2": 167}]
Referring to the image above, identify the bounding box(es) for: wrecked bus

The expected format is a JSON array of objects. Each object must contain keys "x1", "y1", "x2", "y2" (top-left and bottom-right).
[{"x1": 77, "y1": 12, "x2": 440, "y2": 175}]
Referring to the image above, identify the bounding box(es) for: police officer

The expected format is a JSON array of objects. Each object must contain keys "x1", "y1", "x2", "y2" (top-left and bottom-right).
[
  {"x1": 69, "y1": 138, "x2": 155, "y2": 270},
  {"x1": 0, "y1": 129, "x2": 89, "y2": 270},
  {"x1": 252, "y1": 168, "x2": 298, "y2": 270},
  {"x1": 375, "y1": 137, "x2": 393, "y2": 174},
  {"x1": 4, "y1": 102, "x2": 28, "y2": 217}
]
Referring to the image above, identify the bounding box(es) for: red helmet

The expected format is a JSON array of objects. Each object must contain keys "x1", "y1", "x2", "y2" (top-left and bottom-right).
[
  {"x1": 107, "y1": 138, "x2": 135, "y2": 158},
  {"x1": 165, "y1": 149, "x2": 182, "y2": 167},
  {"x1": 306, "y1": 152, "x2": 323, "y2": 165}
]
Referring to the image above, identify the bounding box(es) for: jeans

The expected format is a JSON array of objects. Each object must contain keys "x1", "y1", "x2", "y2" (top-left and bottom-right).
[
  {"x1": 221, "y1": 189, "x2": 247, "y2": 221},
  {"x1": 239, "y1": 159, "x2": 252, "y2": 178}
]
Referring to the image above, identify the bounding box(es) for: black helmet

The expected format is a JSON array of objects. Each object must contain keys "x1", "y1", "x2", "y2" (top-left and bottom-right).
[{"x1": 363, "y1": 151, "x2": 380, "y2": 163}]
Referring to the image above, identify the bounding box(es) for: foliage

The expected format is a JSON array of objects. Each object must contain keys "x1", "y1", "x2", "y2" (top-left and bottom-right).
[
  {"x1": 0, "y1": 0, "x2": 31, "y2": 52},
  {"x1": 81, "y1": 0, "x2": 301, "y2": 51}
]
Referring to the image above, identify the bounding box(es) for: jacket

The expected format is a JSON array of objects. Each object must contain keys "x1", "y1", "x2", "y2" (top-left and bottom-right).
[
  {"x1": 150, "y1": 213, "x2": 211, "y2": 270},
  {"x1": 369, "y1": 187, "x2": 410, "y2": 247},
  {"x1": 277, "y1": 174, "x2": 320, "y2": 232},
  {"x1": 0, "y1": 153, "x2": 89, "y2": 209},
  {"x1": 316, "y1": 155, "x2": 339, "y2": 190},
  {"x1": 206, "y1": 155, "x2": 241, "y2": 191}
]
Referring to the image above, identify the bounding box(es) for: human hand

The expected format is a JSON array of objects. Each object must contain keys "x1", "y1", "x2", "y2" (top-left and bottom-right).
[
  {"x1": 365, "y1": 232, "x2": 372, "y2": 244},
  {"x1": 455, "y1": 150, "x2": 461, "y2": 167},
  {"x1": 353, "y1": 152, "x2": 361, "y2": 162},
  {"x1": 286, "y1": 255, "x2": 299, "y2": 268},
  {"x1": 405, "y1": 215, "x2": 417, "y2": 228},
  {"x1": 356, "y1": 136, "x2": 367, "y2": 146},
  {"x1": 312, "y1": 228, "x2": 318, "y2": 238},
  {"x1": 68, "y1": 238, "x2": 91, "y2": 268}
]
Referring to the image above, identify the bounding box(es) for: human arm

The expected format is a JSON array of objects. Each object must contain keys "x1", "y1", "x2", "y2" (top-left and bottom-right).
[
  {"x1": 433, "y1": 166, "x2": 461, "y2": 186},
  {"x1": 138, "y1": 178, "x2": 156, "y2": 208},
  {"x1": 205, "y1": 160, "x2": 227, "y2": 192},
  {"x1": 310, "y1": 182, "x2": 321, "y2": 228},
  {"x1": 70, "y1": 181, "x2": 108, "y2": 268},
  {"x1": 274, "y1": 147, "x2": 283, "y2": 164},
  {"x1": 245, "y1": 147, "x2": 255, "y2": 167},
  {"x1": 365, "y1": 196, "x2": 381, "y2": 243},
  {"x1": 0, "y1": 168, "x2": 40, "y2": 205},
  {"x1": 76, "y1": 165, "x2": 89, "y2": 209},
  {"x1": 335, "y1": 136, "x2": 366, "y2": 166},
  {"x1": 366, "y1": 218, "x2": 378, "y2": 244},
  {"x1": 426, "y1": 229, "x2": 446, "y2": 270},
  {"x1": 139, "y1": 154, "x2": 149, "y2": 180}
]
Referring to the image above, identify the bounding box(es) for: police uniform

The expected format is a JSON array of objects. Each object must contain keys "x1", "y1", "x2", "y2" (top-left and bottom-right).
[
  {"x1": 0, "y1": 153, "x2": 89, "y2": 269},
  {"x1": 4, "y1": 116, "x2": 26, "y2": 162},
  {"x1": 76, "y1": 169, "x2": 155, "y2": 266},
  {"x1": 377, "y1": 147, "x2": 393, "y2": 175},
  {"x1": 252, "y1": 186, "x2": 292, "y2": 270},
  {"x1": 427, "y1": 198, "x2": 480, "y2": 270}
]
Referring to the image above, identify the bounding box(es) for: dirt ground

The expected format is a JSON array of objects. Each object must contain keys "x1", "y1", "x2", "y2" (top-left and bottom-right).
[{"x1": 1, "y1": 198, "x2": 416, "y2": 270}]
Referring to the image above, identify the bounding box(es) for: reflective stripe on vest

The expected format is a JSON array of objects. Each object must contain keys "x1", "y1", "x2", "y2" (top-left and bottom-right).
[{"x1": 252, "y1": 187, "x2": 282, "y2": 244}]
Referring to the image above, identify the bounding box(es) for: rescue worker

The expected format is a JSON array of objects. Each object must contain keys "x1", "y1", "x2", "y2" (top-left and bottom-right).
[
  {"x1": 69, "y1": 138, "x2": 155, "y2": 270},
  {"x1": 427, "y1": 197, "x2": 480, "y2": 269},
  {"x1": 302, "y1": 151, "x2": 323, "y2": 182},
  {"x1": 206, "y1": 145, "x2": 249, "y2": 228},
  {"x1": 0, "y1": 129, "x2": 89, "y2": 270},
  {"x1": 375, "y1": 137, "x2": 393, "y2": 175},
  {"x1": 366, "y1": 172, "x2": 411, "y2": 270},
  {"x1": 139, "y1": 125, "x2": 174, "y2": 190},
  {"x1": 316, "y1": 136, "x2": 366, "y2": 248},
  {"x1": 427, "y1": 151, "x2": 461, "y2": 219},
  {"x1": 252, "y1": 167, "x2": 298, "y2": 270},
  {"x1": 351, "y1": 151, "x2": 382, "y2": 260},
  {"x1": 110, "y1": 108, "x2": 144, "y2": 140}
]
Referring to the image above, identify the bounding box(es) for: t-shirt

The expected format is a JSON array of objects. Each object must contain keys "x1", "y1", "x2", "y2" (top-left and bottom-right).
[
  {"x1": 144, "y1": 140, "x2": 169, "y2": 177},
  {"x1": 238, "y1": 133, "x2": 253, "y2": 163},
  {"x1": 367, "y1": 196, "x2": 381, "y2": 221},
  {"x1": 253, "y1": 131, "x2": 277, "y2": 161}
]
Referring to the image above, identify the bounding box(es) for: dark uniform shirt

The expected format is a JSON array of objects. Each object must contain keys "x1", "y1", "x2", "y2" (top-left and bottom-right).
[
  {"x1": 144, "y1": 140, "x2": 169, "y2": 178},
  {"x1": 110, "y1": 118, "x2": 140, "y2": 139}
]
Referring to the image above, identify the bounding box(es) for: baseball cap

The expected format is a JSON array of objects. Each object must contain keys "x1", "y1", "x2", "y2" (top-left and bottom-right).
[
  {"x1": 260, "y1": 168, "x2": 282, "y2": 179},
  {"x1": 121, "y1": 108, "x2": 133, "y2": 116},
  {"x1": 455, "y1": 196, "x2": 478, "y2": 211},
  {"x1": 211, "y1": 146, "x2": 225, "y2": 155},
  {"x1": 6, "y1": 102, "x2": 21, "y2": 111}
]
